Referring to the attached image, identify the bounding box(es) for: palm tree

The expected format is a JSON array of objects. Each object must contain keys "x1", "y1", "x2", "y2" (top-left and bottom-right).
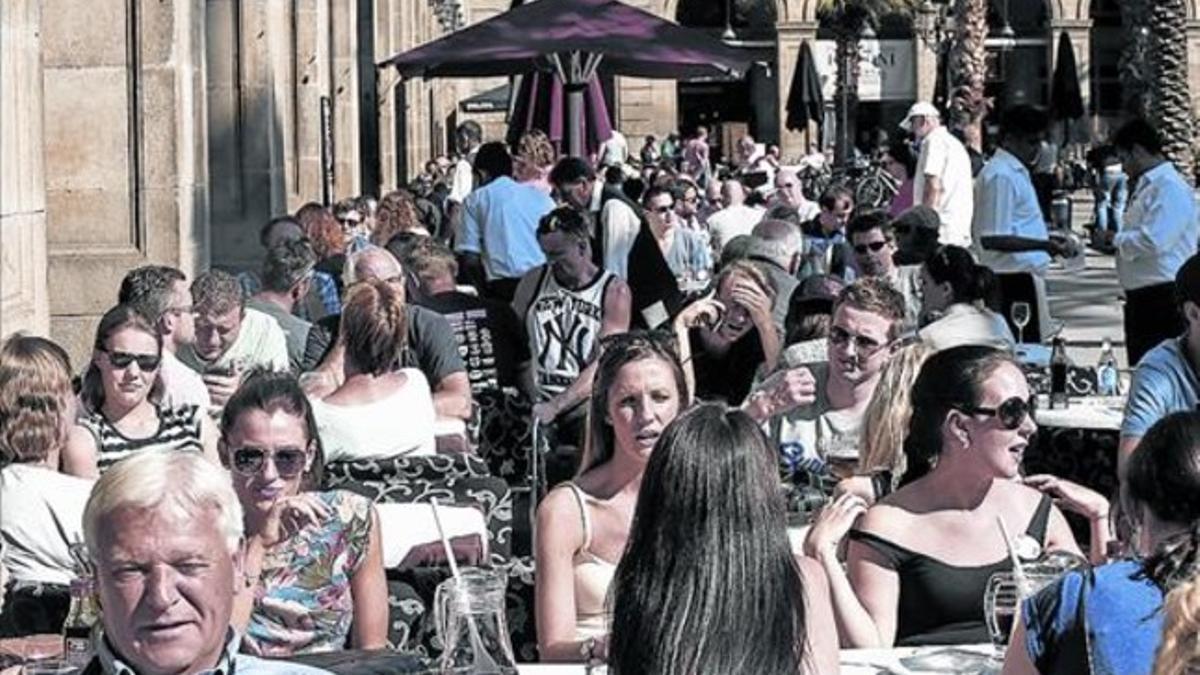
[
  {"x1": 946, "y1": 0, "x2": 988, "y2": 149},
  {"x1": 1145, "y1": 0, "x2": 1194, "y2": 179},
  {"x1": 815, "y1": 0, "x2": 921, "y2": 164}
]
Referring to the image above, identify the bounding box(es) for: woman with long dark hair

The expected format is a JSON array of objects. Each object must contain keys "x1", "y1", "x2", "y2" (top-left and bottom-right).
[
  {"x1": 608, "y1": 403, "x2": 838, "y2": 674},
  {"x1": 1005, "y1": 410, "x2": 1200, "y2": 674},
  {"x1": 809, "y1": 346, "x2": 1082, "y2": 647},
  {"x1": 535, "y1": 331, "x2": 689, "y2": 662}
]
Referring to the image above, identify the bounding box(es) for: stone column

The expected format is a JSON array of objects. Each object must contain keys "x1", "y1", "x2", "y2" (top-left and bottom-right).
[
  {"x1": 42, "y1": 0, "x2": 209, "y2": 363},
  {"x1": 776, "y1": 21, "x2": 820, "y2": 160},
  {"x1": 0, "y1": 0, "x2": 50, "y2": 338},
  {"x1": 1188, "y1": 20, "x2": 1200, "y2": 114},
  {"x1": 914, "y1": 36, "x2": 941, "y2": 104}
]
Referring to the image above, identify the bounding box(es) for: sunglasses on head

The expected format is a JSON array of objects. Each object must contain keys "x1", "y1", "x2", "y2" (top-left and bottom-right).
[
  {"x1": 105, "y1": 350, "x2": 161, "y2": 371},
  {"x1": 230, "y1": 446, "x2": 308, "y2": 477},
  {"x1": 957, "y1": 395, "x2": 1036, "y2": 430},
  {"x1": 853, "y1": 240, "x2": 891, "y2": 255}
]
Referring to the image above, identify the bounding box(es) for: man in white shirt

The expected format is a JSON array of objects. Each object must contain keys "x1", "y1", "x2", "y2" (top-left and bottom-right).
[
  {"x1": 1113, "y1": 118, "x2": 1200, "y2": 365},
  {"x1": 118, "y1": 266, "x2": 210, "y2": 410},
  {"x1": 973, "y1": 104, "x2": 1073, "y2": 342},
  {"x1": 902, "y1": 102, "x2": 974, "y2": 248},
  {"x1": 707, "y1": 179, "x2": 767, "y2": 253},
  {"x1": 179, "y1": 269, "x2": 289, "y2": 407},
  {"x1": 455, "y1": 142, "x2": 555, "y2": 301},
  {"x1": 447, "y1": 121, "x2": 481, "y2": 206},
  {"x1": 599, "y1": 128, "x2": 629, "y2": 167}
]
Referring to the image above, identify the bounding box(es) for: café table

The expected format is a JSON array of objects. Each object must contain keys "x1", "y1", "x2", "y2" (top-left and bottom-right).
[{"x1": 515, "y1": 644, "x2": 1000, "y2": 674}]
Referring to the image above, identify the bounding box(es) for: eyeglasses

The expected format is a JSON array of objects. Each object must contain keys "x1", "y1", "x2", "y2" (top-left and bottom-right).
[
  {"x1": 650, "y1": 204, "x2": 675, "y2": 215},
  {"x1": 229, "y1": 446, "x2": 309, "y2": 477},
  {"x1": 104, "y1": 350, "x2": 162, "y2": 371},
  {"x1": 828, "y1": 326, "x2": 888, "y2": 355},
  {"x1": 956, "y1": 395, "x2": 1036, "y2": 430},
  {"x1": 853, "y1": 240, "x2": 891, "y2": 255}
]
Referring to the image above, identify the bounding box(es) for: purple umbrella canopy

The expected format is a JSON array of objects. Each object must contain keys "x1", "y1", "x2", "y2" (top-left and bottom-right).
[
  {"x1": 505, "y1": 71, "x2": 614, "y2": 157},
  {"x1": 380, "y1": 0, "x2": 751, "y2": 82}
]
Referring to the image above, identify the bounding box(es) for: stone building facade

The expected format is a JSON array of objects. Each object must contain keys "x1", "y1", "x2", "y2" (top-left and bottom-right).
[{"x1": 4, "y1": 0, "x2": 1200, "y2": 364}]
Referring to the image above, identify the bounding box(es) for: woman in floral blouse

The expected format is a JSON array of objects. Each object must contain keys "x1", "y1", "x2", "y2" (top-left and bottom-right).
[{"x1": 224, "y1": 370, "x2": 388, "y2": 655}]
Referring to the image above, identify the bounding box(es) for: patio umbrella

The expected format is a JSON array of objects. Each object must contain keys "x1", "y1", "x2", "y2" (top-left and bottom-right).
[
  {"x1": 380, "y1": 0, "x2": 751, "y2": 157},
  {"x1": 505, "y1": 70, "x2": 614, "y2": 157},
  {"x1": 1050, "y1": 32, "x2": 1084, "y2": 138},
  {"x1": 784, "y1": 40, "x2": 824, "y2": 146}
]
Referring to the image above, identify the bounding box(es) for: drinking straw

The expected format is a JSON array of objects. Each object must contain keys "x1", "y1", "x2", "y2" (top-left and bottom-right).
[
  {"x1": 430, "y1": 498, "x2": 498, "y2": 670},
  {"x1": 996, "y1": 516, "x2": 1030, "y2": 593}
]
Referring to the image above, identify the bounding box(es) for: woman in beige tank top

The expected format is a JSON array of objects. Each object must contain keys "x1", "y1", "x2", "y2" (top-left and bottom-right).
[{"x1": 534, "y1": 331, "x2": 689, "y2": 662}]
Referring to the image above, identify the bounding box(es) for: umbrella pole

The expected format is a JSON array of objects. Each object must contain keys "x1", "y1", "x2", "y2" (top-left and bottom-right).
[{"x1": 567, "y1": 83, "x2": 586, "y2": 158}]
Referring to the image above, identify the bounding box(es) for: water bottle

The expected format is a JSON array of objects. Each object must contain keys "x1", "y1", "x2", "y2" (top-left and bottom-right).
[
  {"x1": 1096, "y1": 339, "x2": 1120, "y2": 397},
  {"x1": 1049, "y1": 337, "x2": 1069, "y2": 409}
]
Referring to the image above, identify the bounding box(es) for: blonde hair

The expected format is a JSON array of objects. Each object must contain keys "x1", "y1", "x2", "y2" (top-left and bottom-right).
[
  {"x1": 372, "y1": 190, "x2": 423, "y2": 247},
  {"x1": 1155, "y1": 575, "x2": 1200, "y2": 675},
  {"x1": 857, "y1": 340, "x2": 934, "y2": 476},
  {"x1": 83, "y1": 449, "x2": 244, "y2": 557},
  {"x1": 0, "y1": 334, "x2": 75, "y2": 465}
]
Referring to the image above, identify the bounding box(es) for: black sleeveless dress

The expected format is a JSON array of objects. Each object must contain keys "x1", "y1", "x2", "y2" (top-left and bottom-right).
[{"x1": 848, "y1": 494, "x2": 1053, "y2": 646}]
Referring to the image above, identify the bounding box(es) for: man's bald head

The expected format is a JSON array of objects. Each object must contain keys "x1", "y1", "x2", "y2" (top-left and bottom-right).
[
  {"x1": 721, "y1": 180, "x2": 746, "y2": 207},
  {"x1": 345, "y1": 245, "x2": 402, "y2": 286},
  {"x1": 750, "y1": 218, "x2": 803, "y2": 273},
  {"x1": 774, "y1": 169, "x2": 806, "y2": 208}
]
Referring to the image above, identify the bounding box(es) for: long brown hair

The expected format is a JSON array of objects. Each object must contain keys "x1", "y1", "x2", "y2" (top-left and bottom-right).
[{"x1": 80, "y1": 304, "x2": 164, "y2": 414}]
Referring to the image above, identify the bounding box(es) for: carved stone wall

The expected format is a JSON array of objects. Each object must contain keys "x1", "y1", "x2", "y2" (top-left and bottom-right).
[
  {"x1": 1, "y1": 0, "x2": 50, "y2": 339},
  {"x1": 40, "y1": 0, "x2": 208, "y2": 364}
]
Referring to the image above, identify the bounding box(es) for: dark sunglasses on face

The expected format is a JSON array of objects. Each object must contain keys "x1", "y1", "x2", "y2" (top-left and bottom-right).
[
  {"x1": 828, "y1": 326, "x2": 886, "y2": 354},
  {"x1": 230, "y1": 446, "x2": 308, "y2": 477},
  {"x1": 105, "y1": 350, "x2": 161, "y2": 371},
  {"x1": 957, "y1": 395, "x2": 1036, "y2": 430},
  {"x1": 651, "y1": 205, "x2": 675, "y2": 214},
  {"x1": 853, "y1": 240, "x2": 891, "y2": 255}
]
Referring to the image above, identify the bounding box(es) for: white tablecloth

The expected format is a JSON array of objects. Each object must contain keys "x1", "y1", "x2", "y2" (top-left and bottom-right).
[{"x1": 1034, "y1": 395, "x2": 1124, "y2": 431}]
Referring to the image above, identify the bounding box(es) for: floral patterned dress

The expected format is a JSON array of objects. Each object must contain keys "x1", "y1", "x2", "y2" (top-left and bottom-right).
[{"x1": 243, "y1": 490, "x2": 374, "y2": 656}]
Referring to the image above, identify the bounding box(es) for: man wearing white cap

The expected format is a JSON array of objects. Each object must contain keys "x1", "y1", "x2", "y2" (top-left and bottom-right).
[{"x1": 901, "y1": 102, "x2": 974, "y2": 249}]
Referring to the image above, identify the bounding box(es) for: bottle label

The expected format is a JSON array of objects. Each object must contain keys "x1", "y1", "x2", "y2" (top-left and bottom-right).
[{"x1": 64, "y1": 632, "x2": 92, "y2": 667}]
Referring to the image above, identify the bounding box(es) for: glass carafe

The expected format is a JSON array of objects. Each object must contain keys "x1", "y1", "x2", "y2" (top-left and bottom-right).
[{"x1": 434, "y1": 567, "x2": 517, "y2": 674}]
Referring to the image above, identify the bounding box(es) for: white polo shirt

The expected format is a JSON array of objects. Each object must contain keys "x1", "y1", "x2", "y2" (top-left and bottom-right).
[
  {"x1": 1115, "y1": 161, "x2": 1198, "y2": 291},
  {"x1": 914, "y1": 126, "x2": 975, "y2": 248},
  {"x1": 972, "y1": 148, "x2": 1051, "y2": 275}
]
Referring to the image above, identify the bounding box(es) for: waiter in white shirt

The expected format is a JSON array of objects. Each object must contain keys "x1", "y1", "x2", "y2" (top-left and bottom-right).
[
  {"x1": 1112, "y1": 118, "x2": 1199, "y2": 365},
  {"x1": 973, "y1": 104, "x2": 1074, "y2": 342}
]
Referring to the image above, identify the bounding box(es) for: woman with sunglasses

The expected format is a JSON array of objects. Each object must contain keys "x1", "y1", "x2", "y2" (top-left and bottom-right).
[
  {"x1": 917, "y1": 245, "x2": 1015, "y2": 352},
  {"x1": 1005, "y1": 411, "x2": 1200, "y2": 674},
  {"x1": 224, "y1": 370, "x2": 388, "y2": 655},
  {"x1": 805, "y1": 346, "x2": 1081, "y2": 647},
  {"x1": 535, "y1": 330, "x2": 689, "y2": 662},
  {"x1": 65, "y1": 304, "x2": 218, "y2": 477}
]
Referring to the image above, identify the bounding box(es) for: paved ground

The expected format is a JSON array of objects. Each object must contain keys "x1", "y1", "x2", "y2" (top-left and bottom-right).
[{"x1": 1045, "y1": 193, "x2": 1129, "y2": 369}]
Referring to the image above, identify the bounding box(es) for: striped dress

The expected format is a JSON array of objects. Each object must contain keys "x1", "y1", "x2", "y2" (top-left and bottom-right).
[{"x1": 82, "y1": 404, "x2": 204, "y2": 473}]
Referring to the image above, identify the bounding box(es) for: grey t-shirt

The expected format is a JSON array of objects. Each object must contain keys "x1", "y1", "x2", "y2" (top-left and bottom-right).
[{"x1": 246, "y1": 297, "x2": 311, "y2": 373}]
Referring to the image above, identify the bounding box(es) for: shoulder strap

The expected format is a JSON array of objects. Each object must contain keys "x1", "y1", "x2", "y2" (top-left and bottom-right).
[
  {"x1": 1025, "y1": 493, "x2": 1054, "y2": 543},
  {"x1": 562, "y1": 482, "x2": 593, "y2": 552}
]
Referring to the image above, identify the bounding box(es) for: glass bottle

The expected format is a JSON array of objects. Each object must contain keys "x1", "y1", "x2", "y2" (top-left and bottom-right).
[
  {"x1": 62, "y1": 575, "x2": 99, "y2": 667},
  {"x1": 1049, "y1": 337, "x2": 1069, "y2": 409}
]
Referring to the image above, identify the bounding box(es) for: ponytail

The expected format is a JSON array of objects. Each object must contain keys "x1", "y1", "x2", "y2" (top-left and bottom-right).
[{"x1": 1142, "y1": 521, "x2": 1200, "y2": 592}]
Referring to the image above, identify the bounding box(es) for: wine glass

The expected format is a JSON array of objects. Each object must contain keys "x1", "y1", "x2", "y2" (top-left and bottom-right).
[
  {"x1": 984, "y1": 572, "x2": 1021, "y2": 661},
  {"x1": 1011, "y1": 302, "x2": 1032, "y2": 345}
]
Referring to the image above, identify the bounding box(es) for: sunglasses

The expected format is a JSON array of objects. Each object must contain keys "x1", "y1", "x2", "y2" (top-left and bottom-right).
[
  {"x1": 853, "y1": 241, "x2": 891, "y2": 255},
  {"x1": 957, "y1": 395, "x2": 1036, "y2": 430},
  {"x1": 650, "y1": 205, "x2": 675, "y2": 214},
  {"x1": 105, "y1": 350, "x2": 161, "y2": 371},
  {"x1": 828, "y1": 326, "x2": 887, "y2": 355},
  {"x1": 230, "y1": 446, "x2": 309, "y2": 478}
]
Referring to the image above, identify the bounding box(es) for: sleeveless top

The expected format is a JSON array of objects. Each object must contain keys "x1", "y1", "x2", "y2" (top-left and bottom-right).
[
  {"x1": 525, "y1": 267, "x2": 615, "y2": 402},
  {"x1": 562, "y1": 482, "x2": 616, "y2": 640},
  {"x1": 848, "y1": 494, "x2": 1053, "y2": 646},
  {"x1": 83, "y1": 404, "x2": 204, "y2": 473}
]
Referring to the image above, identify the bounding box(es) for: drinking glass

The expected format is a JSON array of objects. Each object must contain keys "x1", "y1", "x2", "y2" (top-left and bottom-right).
[
  {"x1": 984, "y1": 573, "x2": 1021, "y2": 662},
  {"x1": 1011, "y1": 302, "x2": 1032, "y2": 344}
]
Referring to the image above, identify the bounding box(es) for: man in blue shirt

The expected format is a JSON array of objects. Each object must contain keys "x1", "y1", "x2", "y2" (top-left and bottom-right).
[
  {"x1": 455, "y1": 142, "x2": 555, "y2": 302},
  {"x1": 1120, "y1": 253, "x2": 1200, "y2": 477}
]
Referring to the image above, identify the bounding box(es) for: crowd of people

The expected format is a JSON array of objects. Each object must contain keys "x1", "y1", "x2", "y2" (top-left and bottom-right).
[{"x1": 0, "y1": 99, "x2": 1199, "y2": 675}]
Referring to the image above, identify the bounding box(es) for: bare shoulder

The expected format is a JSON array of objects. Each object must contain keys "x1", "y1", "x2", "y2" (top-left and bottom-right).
[{"x1": 535, "y1": 484, "x2": 586, "y2": 554}]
